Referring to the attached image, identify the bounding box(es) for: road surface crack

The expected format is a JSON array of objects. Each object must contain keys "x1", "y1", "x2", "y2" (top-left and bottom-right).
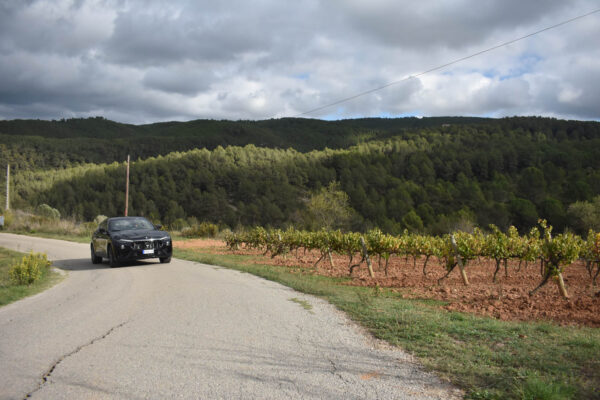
[
  {"x1": 327, "y1": 357, "x2": 351, "y2": 385},
  {"x1": 23, "y1": 321, "x2": 129, "y2": 399}
]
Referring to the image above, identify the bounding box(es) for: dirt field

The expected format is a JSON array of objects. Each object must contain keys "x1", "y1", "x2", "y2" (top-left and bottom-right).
[{"x1": 175, "y1": 239, "x2": 600, "y2": 327}]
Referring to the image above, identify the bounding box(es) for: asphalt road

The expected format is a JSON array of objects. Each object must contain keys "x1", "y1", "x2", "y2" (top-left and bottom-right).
[{"x1": 0, "y1": 233, "x2": 462, "y2": 399}]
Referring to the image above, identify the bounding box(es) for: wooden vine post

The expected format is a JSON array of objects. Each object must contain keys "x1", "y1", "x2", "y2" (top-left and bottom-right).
[
  {"x1": 360, "y1": 236, "x2": 375, "y2": 278},
  {"x1": 277, "y1": 233, "x2": 286, "y2": 260},
  {"x1": 548, "y1": 231, "x2": 569, "y2": 299},
  {"x1": 327, "y1": 248, "x2": 335, "y2": 268},
  {"x1": 556, "y1": 272, "x2": 568, "y2": 298},
  {"x1": 530, "y1": 221, "x2": 579, "y2": 299},
  {"x1": 451, "y1": 234, "x2": 470, "y2": 286}
]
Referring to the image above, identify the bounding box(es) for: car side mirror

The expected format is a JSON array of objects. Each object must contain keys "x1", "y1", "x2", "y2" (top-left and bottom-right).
[
  {"x1": 155, "y1": 224, "x2": 162, "y2": 230},
  {"x1": 99, "y1": 228, "x2": 107, "y2": 234}
]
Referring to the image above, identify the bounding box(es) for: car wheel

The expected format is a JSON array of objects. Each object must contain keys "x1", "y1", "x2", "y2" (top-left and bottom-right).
[
  {"x1": 108, "y1": 245, "x2": 120, "y2": 268},
  {"x1": 90, "y1": 244, "x2": 102, "y2": 264},
  {"x1": 159, "y1": 256, "x2": 171, "y2": 264}
]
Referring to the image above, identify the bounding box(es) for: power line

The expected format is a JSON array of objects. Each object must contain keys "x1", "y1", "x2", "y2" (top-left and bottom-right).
[{"x1": 291, "y1": 8, "x2": 600, "y2": 118}]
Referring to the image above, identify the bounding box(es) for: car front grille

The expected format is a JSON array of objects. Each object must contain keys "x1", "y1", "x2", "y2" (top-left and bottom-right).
[
  {"x1": 132, "y1": 241, "x2": 153, "y2": 250},
  {"x1": 131, "y1": 240, "x2": 167, "y2": 250}
]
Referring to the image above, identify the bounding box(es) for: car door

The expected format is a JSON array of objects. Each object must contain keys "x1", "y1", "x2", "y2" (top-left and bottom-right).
[{"x1": 94, "y1": 220, "x2": 109, "y2": 257}]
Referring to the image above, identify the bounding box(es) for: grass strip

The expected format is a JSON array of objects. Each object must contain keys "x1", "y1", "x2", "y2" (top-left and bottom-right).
[
  {"x1": 0, "y1": 247, "x2": 65, "y2": 307},
  {"x1": 3, "y1": 230, "x2": 91, "y2": 244},
  {"x1": 289, "y1": 297, "x2": 314, "y2": 313},
  {"x1": 176, "y1": 247, "x2": 600, "y2": 400}
]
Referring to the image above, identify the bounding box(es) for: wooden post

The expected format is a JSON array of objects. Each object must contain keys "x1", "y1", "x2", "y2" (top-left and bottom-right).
[
  {"x1": 124, "y1": 155, "x2": 130, "y2": 216},
  {"x1": 556, "y1": 273, "x2": 569, "y2": 298},
  {"x1": 360, "y1": 236, "x2": 375, "y2": 278},
  {"x1": 451, "y1": 234, "x2": 469, "y2": 285},
  {"x1": 327, "y1": 248, "x2": 335, "y2": 268},
  {"x1": 5, "y1": 165, "x2": 9, "y2": 210},
  {"x1": 277, "y1": 233, "x2": 286, "y2": 260}
]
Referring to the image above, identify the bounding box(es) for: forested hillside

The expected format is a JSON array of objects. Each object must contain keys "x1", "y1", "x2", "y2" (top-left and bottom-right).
[
  {"x1": 1, "y1": 116, "x2": 483, "y2": 169},
  {"x1": 1, "y1": 115, "x2": 572, "y2": 169},
  {"x1": 5, "y1": 116, "x2": 599, "y2": 235}
]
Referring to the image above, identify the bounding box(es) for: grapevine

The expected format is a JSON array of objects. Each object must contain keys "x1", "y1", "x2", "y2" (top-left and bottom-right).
[{"x1": 226, "y1": 221, "x2": 590, "y2": 298}]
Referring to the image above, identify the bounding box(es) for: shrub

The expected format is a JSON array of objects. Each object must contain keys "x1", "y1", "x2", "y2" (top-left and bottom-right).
[
  {"x1": 94, "y1": 215, "x2": 108, "y2": 225},
  {"x1": 36, "y1": 204, "x2": 61, "y2": 220},
  {"x1": 169, "y1": 218, "x2": 188, "y2": 231},
  {"x1": 181, "y1": 222, "x2": 219, "y2": 238},
  {"x1": 9, "y1": 252, "x2": 52, "y2": 285},
  {"x1": 6, "y1": 210, "x2": 97, "y2": 236},
  {"x1": 0, "y1": 209, "x2": 14, "y2": 228},
  {"x1": 186, "y1": 216, "x2": 199, "y2": 226}
]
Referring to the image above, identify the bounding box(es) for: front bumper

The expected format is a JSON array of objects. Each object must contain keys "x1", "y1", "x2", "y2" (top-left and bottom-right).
[{"x1": 113, "y1": 238, "x2": 172, "y2": 261}]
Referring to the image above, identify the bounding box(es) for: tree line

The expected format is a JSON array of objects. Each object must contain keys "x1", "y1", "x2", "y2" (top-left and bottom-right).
[
  {"x1": 2, "y1": 115, "x2": 598, "y2": 169},
  {"x1": 4, "y1": 116, "x2": 598, "y2": 235}
]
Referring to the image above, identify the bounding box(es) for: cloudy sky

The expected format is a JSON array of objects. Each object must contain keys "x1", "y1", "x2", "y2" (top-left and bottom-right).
[{"x1": 0, "y1": 0, "x2": 599, "y2": 124}]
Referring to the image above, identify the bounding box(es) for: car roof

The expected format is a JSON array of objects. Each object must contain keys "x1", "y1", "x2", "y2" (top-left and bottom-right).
[{"x1": 108, "y1": 216, "x2": 147, "y2": 221}]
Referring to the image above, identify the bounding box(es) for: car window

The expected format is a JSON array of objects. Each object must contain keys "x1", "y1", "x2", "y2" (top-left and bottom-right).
[
  {"x1": 109, "y1": 220, "x2": 127, "y2": 231},
  {"x1": 108, "y1": 218, "x2": 154, "y2": 232},
  {"x1": 132, "y1": 218, "x2": 155, "y2": 230}
]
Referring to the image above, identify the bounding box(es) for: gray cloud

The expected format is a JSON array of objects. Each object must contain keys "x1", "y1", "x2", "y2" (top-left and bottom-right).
[
  {"x1": 0, "y1": 0, "x2": 598, "y2": 123},
  {"x1": 142, "y1": 62, "x2": 214, "y2": 95},
  {"x1": 330, "y1": 0, "x2": 569, "y2": 50},
  {"x1": 0, "y1": 0, "x2": 116, "y2": 56}
]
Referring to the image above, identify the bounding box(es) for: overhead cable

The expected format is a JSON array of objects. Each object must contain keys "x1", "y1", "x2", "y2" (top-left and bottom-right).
[{"x1": 291, "y1": 8, "x2": 600, "y2": 118}]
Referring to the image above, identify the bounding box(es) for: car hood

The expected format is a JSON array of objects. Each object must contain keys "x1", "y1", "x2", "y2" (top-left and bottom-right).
[{"x1": 112, "y1": 230, "x2": 170, "y2": 241}]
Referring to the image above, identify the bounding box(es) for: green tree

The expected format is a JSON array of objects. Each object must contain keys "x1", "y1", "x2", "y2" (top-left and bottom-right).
[
  {"x1": 401, "y1": 210, "x2": 424, "y2": 232},
  {"x1": 303, "y1": 182, "x2": 354, "y2": 231},
  {"x1": 567, "y1": 196, "x2": 600, "y2": 234},
  {"x1": 539, "y1": 197, "x2": 566, "y2": 232},
  {"x1": 163, "y1": 200, "x2": 186, "y2": 226},
  {"x1": 518, "y1": 167, "x2": 546, "y2": 204},
  {"x1": 509, "y1": 198, "x2": 539, "y2": 230}
]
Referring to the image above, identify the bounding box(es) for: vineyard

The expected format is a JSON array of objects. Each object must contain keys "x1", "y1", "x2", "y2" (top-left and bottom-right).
[{"x1": 219, "y1": 220, "x2": 600, "y2": 326}]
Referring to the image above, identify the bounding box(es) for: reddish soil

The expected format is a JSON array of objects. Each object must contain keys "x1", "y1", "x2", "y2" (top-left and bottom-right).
[
  {"x1": 175, "y1": 238, "x2": 225, "y2": 249},
  {"x1": 175, "y1": 239, "x2": 600, "y2": 327}
]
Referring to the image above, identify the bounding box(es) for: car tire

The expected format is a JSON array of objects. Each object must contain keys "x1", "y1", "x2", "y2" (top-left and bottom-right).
[
  {"x1": 159, "y1": 256, "x2": 171, "y2": 264},
  {"x1": 90, "y1": 244, "x2": 102, "y2": 264},
  {"x1": 108, "y1": 245, "x2": 120, "y2": 268}
]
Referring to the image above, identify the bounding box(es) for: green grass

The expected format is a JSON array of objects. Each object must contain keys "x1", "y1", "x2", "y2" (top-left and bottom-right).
[
  {"x1": 289, "y1": 297, "x2": 314, "y2": 313},
  {"x1": 175, "y1": 248, "x2": 600, "y2": 400},
  {"x1": 4, "y1": 229, "x2": 90, "y2": 244},
  {"x1": 0, "y1": 247, "x2": 65, "y2": 307}
]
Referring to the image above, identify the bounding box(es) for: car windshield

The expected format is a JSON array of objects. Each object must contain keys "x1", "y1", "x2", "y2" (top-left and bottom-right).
[{"x1": 108, "y1": 218, "x2": 155, "y2": 232}]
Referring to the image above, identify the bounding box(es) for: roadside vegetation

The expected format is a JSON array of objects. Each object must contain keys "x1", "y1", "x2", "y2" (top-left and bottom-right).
[
  {"x1": 1, "y1": 209, "x2": 94, "y2": 243},
  {"x1": 0, "y1": 209, "x2": 215, "y2": 243},
  {"x1": 175, "y1": 244, "x2": 600, "y2": 400},
  {"x1": 0, "y1": 247, "x2": 63, "y2": 307}
]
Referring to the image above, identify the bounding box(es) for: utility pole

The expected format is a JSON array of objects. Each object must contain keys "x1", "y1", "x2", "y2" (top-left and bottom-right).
[
  {"x1": 124, "y1": 155, "x2": 130, "y2": 216},
  {"x1": 5, "y1": 164, "x2": 9, "y2": 210}
]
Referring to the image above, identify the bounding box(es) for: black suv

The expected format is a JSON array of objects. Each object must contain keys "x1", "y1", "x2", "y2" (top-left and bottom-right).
[{"x1": 91, "y1": 216, "x2": 172, "y2": 267}]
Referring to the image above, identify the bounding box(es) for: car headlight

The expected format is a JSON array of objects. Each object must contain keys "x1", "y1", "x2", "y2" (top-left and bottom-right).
[
  {"x1": 157, "y1": 236, "x2": 171, "y2": 246},
  {"x1": 114, "y1": 238, "x2": 133, "y2": 249}
]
